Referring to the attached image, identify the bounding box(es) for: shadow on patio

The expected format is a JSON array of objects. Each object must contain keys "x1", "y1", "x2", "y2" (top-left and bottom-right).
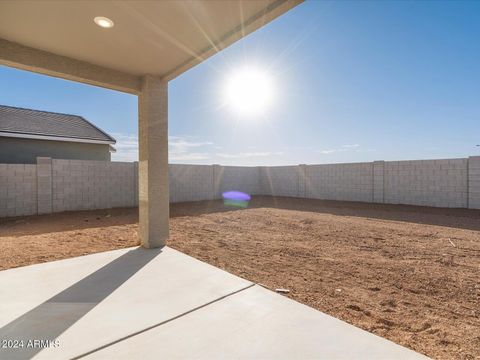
[{"x1": 0, "y1": 247, "x2": 161, "y2": 360}]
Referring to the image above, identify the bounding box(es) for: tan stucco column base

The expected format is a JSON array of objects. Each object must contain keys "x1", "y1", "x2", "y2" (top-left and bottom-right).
[{"x1": 138, "y1": 75, "x2": 169, "y2": 248}]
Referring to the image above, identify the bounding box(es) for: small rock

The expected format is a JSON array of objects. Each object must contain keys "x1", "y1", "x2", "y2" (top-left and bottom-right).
[{"x1": 275, "y1": 288, "x2": 290, "y2": 294}]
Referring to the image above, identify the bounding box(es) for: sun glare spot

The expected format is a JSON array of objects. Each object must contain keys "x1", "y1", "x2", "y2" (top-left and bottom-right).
[{"x1": 224, "y1": 66, "x2": 274, "y2": 117}]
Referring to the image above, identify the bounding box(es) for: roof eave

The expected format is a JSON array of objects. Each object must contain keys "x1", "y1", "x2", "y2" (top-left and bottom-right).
[
  {"x1": 0, "y1": 0, "x2": 303, "y2": 92},
  {"x1": 0, "y1": 131, "x2": 115, "y2": 145}
]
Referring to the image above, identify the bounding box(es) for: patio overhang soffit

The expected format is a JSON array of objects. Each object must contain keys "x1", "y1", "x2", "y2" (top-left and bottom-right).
[{"x1": 0, "y1": 0, "x2": 302, "y2": 94}]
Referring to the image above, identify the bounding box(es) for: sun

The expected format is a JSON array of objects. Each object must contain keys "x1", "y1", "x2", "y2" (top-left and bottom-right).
[{"x1": 224, "y1": 66, "x2": 274, "y2": 117}]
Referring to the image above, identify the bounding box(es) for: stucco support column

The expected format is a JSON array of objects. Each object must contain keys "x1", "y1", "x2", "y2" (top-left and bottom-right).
[{"x1": 138, "y1": 75, "x2": 169, "y2": 248}]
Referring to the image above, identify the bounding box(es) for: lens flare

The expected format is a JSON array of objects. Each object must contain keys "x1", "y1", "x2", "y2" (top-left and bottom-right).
[{"x1": 222, "y1": 191, "x2": 251, "y2": 208}]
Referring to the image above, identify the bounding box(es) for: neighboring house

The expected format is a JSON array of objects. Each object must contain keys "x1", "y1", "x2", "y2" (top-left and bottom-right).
[{"x1": 0, "y1": 105, "x2": 116, "y2": 164}]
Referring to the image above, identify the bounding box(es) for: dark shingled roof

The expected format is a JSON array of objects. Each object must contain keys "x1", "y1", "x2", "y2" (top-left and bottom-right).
[{"x1": 0, "y1": 105, "x2": 116, "y2": 143}]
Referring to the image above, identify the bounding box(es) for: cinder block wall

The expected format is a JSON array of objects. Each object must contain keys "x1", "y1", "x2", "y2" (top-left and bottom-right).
[
  {"x1": 169, "y1": 164, "x2": 214, "y2": 202},
  {"x1": 259, "y1": 166, "x2": 303, "y2": 197},
  {"x1": 1, "y1": 156, "x2": 480, "y2": 218},
  {"x1": 215, "y1": 166, "x2": 262, "y2": 198},
  {"x1": 306, "y1": 162, "x2": 374, "y2": 202},
  {"x1": 384, "y1": 159, "x2": 468, "y2": 208},
  {"x1": 0, "y1": 164, "x2": 37, "y2": 217},
  {"x1": 52, "y1": 159, "x2": 136, "y2": 213},
  {"x1": 468, "y1": 156, "x2": 480, "y2": 209}
]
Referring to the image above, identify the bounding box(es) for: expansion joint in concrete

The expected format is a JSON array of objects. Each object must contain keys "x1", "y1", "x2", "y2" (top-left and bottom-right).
[{"x1": 72, "y1": 283, "x2": 256, "y2": 359}]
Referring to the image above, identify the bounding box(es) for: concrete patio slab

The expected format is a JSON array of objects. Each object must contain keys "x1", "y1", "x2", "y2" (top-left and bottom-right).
[
  {"x1": 0, "y1": 247, "x2": 427, "y2": 359},
  {"x1": 0, "y1": 247, "x2": 252, "y2": 359},
  {"x1": 87, "y1": 284, "x2": 427, "y2": 360}
]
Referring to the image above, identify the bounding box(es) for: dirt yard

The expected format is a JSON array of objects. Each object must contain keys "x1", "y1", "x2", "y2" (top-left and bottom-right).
[{"x1": 1, "y1": 197, "x2": 479, "y2": 359}]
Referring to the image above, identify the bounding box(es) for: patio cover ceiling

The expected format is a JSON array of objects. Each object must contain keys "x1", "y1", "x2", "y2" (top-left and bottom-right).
[{"x1": 0, "y1": 0, "x2": 302, "y2": 94}]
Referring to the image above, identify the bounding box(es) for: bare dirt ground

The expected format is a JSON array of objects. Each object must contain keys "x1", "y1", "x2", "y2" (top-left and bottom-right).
[{"x1": 1, "y1": 196, "x2": 479, "y2": 359}]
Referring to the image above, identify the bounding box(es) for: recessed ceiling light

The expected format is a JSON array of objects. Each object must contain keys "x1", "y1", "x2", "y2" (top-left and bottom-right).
[{"x1": 94, "y1": 16, "x2": 114, "y2": 29}]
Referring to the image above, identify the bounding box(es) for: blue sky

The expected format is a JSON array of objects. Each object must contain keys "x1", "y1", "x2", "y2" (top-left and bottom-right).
[{"x1": 1, "y1": 0, "x2": 479, "y2": 165}]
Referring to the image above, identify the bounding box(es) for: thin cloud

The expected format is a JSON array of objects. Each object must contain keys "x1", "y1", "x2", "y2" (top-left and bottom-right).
[
  {"x1": 317, "y1": 144, "x2": 361, "y2": 154},
  {"x1": 111, "y1": 133, "x2": 138, "y2": 162},
  {"x1": 355, "y1": 148, "x2": 376, "y2": 153},
  {"x1": 169, "y1": 136, "x2": 213, "y2": 152},
  {"x1": 169, "y1": 136, "x2": 213, "y2": 162},
  {"x1": 111, "y1": 133, "x2": 215, "y2": 162},
  {"x1": 170, "y1": 152, "x2": 210, "y2": 161},
  {"x1": 216, "y1": 151, "x2": 283, "y2": 159}
]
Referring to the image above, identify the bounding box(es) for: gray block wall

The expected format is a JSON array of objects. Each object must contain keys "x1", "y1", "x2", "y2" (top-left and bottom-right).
[
  {"x1": 468, "y1": 156, "x2": 480, "y2": 209},
  {"x1": 169, "y1": 164, "x2": 214, "y2": 203},
  {"x1": 373, "y1": 161, "x2": 385, "y2": 203},
  {"x1": 306, "y1": 162, "x2": 374, "y2": 202},
  {"x1": 384, "y1": 159, "x2": 468, "y2": 208},
  {"x1": 51, "y1": 159, "x2": 136, "y2": 212},
  {"x1": 260, "y1": 166, "x2": 303, "y2": 197},
  {"x1": 1, "y1": 156, "x2": 480, "y2": 218},
  {"x1": 37, "y1": 157, "x2": 53, "y2": 214},
  {"x1": 215, "y1": 166, "x2": 262, "y2": 198},
  {"x1": 0, "y1": 163, "x2": 37, "y2": 217}
]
